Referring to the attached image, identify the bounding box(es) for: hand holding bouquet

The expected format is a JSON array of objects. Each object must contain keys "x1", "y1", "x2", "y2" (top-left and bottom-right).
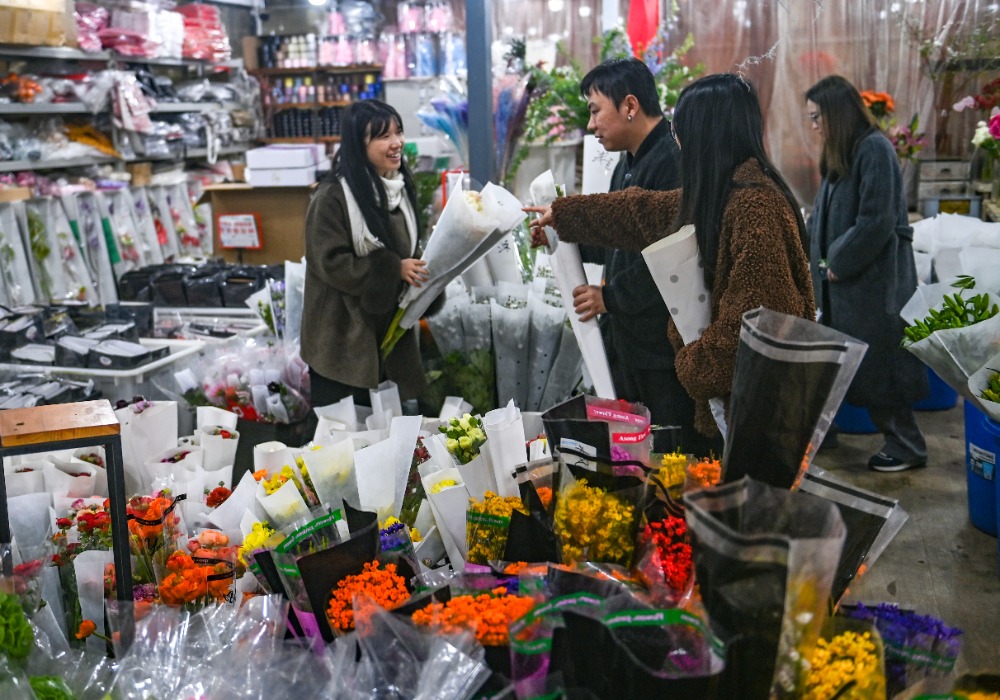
[{"x1": 381, "y1": 182, "x2": 525, "y2": 358}]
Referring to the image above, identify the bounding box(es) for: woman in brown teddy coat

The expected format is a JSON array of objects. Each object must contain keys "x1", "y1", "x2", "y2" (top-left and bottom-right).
[
  {"x1": 302, "y1": 100, "x2": 430, "y2": 407},
  {"x1": 527, "y1": 74, "x2": 815, "y2": 437}
]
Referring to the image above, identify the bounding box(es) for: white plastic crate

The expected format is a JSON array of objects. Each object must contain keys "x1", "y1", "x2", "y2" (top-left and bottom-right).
[
  {"x1": 0, "y1": 338, "x2": 204, "y2": 405},
  {"x1": 152, "y1": 307, "x2": 269, "y2": 343}
]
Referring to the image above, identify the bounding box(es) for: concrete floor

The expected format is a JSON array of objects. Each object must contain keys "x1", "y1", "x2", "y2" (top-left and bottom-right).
[{"x1": 814, "y1": 400, "x2": 1000, "y2": 673}]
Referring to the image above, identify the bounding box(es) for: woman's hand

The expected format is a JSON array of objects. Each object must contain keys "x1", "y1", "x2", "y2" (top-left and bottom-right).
[
  {"x1": 572, "y1": 284, "x2": 606, "y2": 322},
  {"x1": 401, "y1": 258, "x2": 429, "y2": 287},
  {"x1": 826, "y1": 269, "x2": 838, "y2": 282},
  {"x1": 523, "y1": 205, "x2": 553, "y2": 248}
]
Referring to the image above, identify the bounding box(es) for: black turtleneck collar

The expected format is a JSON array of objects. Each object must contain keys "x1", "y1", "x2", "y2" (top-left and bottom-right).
[{"x1": 626, "y1": 117, "x2": 669, "y2": 170}]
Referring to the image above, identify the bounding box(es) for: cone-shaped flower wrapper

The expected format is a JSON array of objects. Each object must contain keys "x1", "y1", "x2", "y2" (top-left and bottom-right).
[
  {"x1": 722, "y1": 307, "x2": 867, "y2": 489},
  {"x1": 684, "y1": 477, "x2": 846, "y2": 700}
]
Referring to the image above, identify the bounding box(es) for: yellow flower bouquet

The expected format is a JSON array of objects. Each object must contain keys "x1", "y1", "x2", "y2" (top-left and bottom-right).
[{"x1": 552, "y1": 457, "x2": 646, "y2": 568}]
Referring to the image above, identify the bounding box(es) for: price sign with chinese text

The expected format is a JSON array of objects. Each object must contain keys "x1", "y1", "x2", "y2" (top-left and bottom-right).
[{"x1": 218, "y1": 213, "x2": 263, "y2": 249}]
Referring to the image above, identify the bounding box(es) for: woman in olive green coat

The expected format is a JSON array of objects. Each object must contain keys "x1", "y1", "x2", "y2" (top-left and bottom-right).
[{"x1": 301, "y1": 100, "x2": 429, "y2": 407}]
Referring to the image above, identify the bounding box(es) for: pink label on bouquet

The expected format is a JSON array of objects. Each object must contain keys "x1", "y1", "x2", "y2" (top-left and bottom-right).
[
  {"x1": 612, "y1": 425, "x2": 650, "y2": 445},
  {"x1": 586, "y1": 404, "x2": 649, "y2": 427}
]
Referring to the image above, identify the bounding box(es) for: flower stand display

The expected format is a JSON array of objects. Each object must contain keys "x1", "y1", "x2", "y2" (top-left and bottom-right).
[{"x1": 0, "y1": 400, "x2": 134, "y2": 640}]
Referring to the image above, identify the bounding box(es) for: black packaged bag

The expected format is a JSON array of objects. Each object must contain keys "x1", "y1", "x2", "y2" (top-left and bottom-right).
[
  {"x1": 118, "y1": 268, "x2": 157, "y2": 302},
  {"x1": 221, "y1": 266, "x2": 269, "y2": 308},
  {"x1": 150, "y1": 265, "x2": 199, "y2": 307},
  {"x1": 183, "y1": 265, "x2": 226, "y2": 308},
  {"x1": 723, "y1": 308, "x2": 867, "y2": 489},
  {"x1": 106, "y1": 302, "x2": 155, "y2": 337},
  {"x1": 683, "y1": 477, "x2": 846, "y2": 700}
]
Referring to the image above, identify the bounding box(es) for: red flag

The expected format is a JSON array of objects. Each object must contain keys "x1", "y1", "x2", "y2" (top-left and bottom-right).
[{"x1": 627, "y1": 0, "x2": 659, "y2": 56}]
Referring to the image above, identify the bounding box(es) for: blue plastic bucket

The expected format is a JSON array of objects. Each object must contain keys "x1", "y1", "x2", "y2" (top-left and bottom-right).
[
  {"x1": 834, "y1": 403, "x2": 879, "y2": 434},
  {"x1": 914, "y1": 367, "x2": 960, "y2": 411},
  {"x1": 964, "y1": 401, "x2": 998, "y2": 537}
]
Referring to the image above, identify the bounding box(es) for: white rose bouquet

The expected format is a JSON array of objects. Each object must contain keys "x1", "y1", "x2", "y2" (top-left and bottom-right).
[{"x1": 381, "y1": 182, "x2": 526, "y2": 357}]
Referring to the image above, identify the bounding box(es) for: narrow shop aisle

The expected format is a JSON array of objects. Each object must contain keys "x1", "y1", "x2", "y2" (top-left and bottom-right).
[{"x1": 815, "y1": 401, "x2": 1000, "y2": 671}]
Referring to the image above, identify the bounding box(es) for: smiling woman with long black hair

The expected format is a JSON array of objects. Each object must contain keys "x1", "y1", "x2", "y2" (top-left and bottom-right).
[{"x1": 301, "y1": 100, "x2": 430, "y2": 408}]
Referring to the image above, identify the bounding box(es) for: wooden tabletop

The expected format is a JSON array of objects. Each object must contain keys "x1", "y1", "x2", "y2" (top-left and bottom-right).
[{"x1": 0, "y1": 399, "x2": 120, "y2": 448}]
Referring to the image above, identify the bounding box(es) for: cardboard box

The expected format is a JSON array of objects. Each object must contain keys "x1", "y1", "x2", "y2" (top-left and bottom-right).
[
  {"x1": 198, "y1": 184, "x2": 313, "y2": 265},
  {"x1": 0, "y1": 0, "x2": 73, "y2": 46},
  {"x1": 0, "y1": 187, "x2": 32, "y2": 203},
  {"x1": 126, "y1": 162, "x2": 153, "y2": 187},
  {"x1": 246, "y1": 145, "x2": 321, "y2": 170},
  {"x1": 247, "y1": 165, "x2": 318, "y2": 188},
  {"x1": 241, "y1": 36, "x2": 261, "y2": 71}
]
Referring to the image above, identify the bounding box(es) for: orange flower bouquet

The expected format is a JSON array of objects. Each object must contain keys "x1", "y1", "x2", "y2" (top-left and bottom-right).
[
  {"x1": 684, "y1": 456, "x2": 721, "y2": 492},
  {"x1": 411, "y1": 585, "x2": 535, "y2": 647},
  {"x1": 127, "y1": 490, "x2": 185, "y2": 584},
  {"x1": 157, "y1": 550, "x2": 236, "y2": 608},
  {"x1": 861, "y1": 89, "x2": 927, "y2": 161},
  {"x1": 859, "y1": 90, "x2": 895, "y2": 119},
  {"x1": 326, "y1": 561, "x2": 409, "y2": 633}
]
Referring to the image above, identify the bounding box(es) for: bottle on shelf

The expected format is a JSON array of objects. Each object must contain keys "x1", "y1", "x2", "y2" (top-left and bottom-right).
[{"x1": 306, "y1": 34, "x2": 317, "y2": 67}]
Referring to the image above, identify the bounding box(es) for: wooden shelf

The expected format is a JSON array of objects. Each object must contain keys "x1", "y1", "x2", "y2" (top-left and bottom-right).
[
  {"x1": 259, "y1": 137, "x2": 315, "y2": 143},
  {"x1": 270, "y1": 100, "x2": 351, "y2": 111},
  {"x1": 152, "y1": 101, "x2": 243, "y2": 113},
  {"x1": 260, "y1": 136, "x2": 340, "y2": 144},
  {"x1": 0, "y1": 43, "x2": 241, "y2": 69},
  {"x1": 252, "y1": 65, "x2": 382, "y2": 77},
  {"x1": 0, "y1": 100, "x2": 241, "y2": 116},
  {"x1": 0, "y1": 103, "x2": 93, "y2": 115},
  {"x1": 0, "y1": 156, "x2": 116, "y2": 172}
]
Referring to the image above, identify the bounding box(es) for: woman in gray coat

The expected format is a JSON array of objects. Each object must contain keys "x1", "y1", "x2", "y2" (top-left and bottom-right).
[{"x1": 805, "y1": 75, "x2": 928, "y2": 472}]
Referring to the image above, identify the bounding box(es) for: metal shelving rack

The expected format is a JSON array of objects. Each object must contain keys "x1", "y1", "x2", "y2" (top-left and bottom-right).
[{"x1": 0, "y1": 44, "x2": 255, "y2": 172}]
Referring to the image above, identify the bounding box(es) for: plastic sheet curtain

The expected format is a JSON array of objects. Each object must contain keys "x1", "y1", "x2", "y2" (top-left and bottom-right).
[
  {"x1": 489, "y1": 0, "x2": 997, "y2": 205},
  {"x1": 664, "y1": 0, "x2": 998, "y2": 204},
  {"x1": 491, "y1": 0, "x2": 603, "y2": 71}
]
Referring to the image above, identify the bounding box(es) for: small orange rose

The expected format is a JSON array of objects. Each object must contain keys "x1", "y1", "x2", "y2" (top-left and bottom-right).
[{"x1": 76, "y1": 619, "x2": 96, "y2": 640}]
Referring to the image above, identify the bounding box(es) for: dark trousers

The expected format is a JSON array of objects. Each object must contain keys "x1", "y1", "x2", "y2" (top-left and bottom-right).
[
  {"x1": 309, "y1": 367, "x2": 372, "y2": 408},
  {"x1": 868, "y1": 404, "x2": 927, "y2": 463},
  {"x1": 613, "y1": 363, "x2": 724, "y2": 458}
]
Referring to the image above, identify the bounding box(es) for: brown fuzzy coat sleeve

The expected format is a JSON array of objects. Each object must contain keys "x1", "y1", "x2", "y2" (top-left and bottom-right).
[
  {"x1": 673, "y1": 184, "x2": 816, "y2": 414},
  {"x1": 550, "y1": 187, "x2": 681, "y2": 250}
]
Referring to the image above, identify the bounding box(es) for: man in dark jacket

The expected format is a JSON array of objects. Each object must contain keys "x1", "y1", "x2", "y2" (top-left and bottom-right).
[{"x1": 573, "y1": 58, "x2": 714, "y2": 454}]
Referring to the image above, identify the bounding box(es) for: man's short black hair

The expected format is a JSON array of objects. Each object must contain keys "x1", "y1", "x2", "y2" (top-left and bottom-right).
[{"x1": 580, "y1": 57, "x2": 663, "y2": 118}]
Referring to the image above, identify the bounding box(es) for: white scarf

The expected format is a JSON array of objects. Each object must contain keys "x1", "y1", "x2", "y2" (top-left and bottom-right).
[{"x1": 340, "y1": 173, "x2": 418, "y2": 258}]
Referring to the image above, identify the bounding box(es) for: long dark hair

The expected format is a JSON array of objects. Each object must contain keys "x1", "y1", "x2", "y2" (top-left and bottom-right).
[
  {"x1": 805, "y1": 75, "x2": 877, "y2": 180},
  {"x1": 330, "y1": 100, "x2": 418, "y2": 250},
  {"x1": 580, "y1": 57, "x2": 663, "y2": 118},
  {"x1": 672, "y1": 73, "x2": 807, "y2": 288}
]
